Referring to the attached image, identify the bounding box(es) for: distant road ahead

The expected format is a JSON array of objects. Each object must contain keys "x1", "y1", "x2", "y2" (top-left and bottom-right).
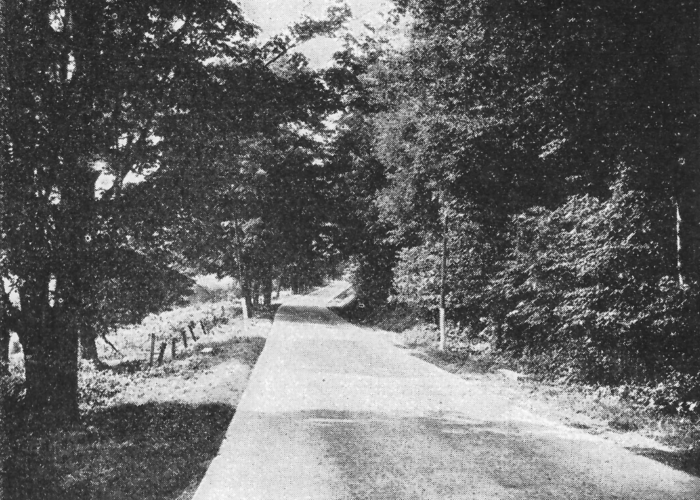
[{"x1": 193, "y1": 283, "x2": 700, "y2": 499}]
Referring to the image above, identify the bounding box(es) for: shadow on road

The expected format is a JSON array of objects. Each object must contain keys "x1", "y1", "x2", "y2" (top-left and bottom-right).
[
  {"x1": 627, "y1": 446, "x2": 700, "y2": 479},
  {"x1": 277, "y1": 305, "x2": 348, "y2": 327},
  {"x1": 234, "y1": 408, "x2": 700, "y2": 499}
]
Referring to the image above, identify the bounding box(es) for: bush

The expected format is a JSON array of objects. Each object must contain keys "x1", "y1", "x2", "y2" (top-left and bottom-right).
[
  {"x1": 489, "y1": 181, "x2": 700, "y2": 394},
  {"x1": 392, "y1": 216, "x2": 497, "y2": 329},
  {"x1": 78, "y1": 361, "x2": 131, "y2": 412}
]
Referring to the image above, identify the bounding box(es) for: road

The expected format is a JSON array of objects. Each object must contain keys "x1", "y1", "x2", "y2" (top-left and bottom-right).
[{"x1": 192, "y1": 283, "x2": 700, "y2": 499}]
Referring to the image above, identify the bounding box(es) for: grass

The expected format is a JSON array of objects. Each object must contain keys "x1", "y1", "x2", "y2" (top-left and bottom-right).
[
  {"x1": 9, "y1": 403, "x2": 234, "y2": 500},
  {"x1": 337, "y1": 300, "x2": 700, "y2": 478},
  {"x1": 5, "y1": 280, "x2": 276, "y2": 500}
]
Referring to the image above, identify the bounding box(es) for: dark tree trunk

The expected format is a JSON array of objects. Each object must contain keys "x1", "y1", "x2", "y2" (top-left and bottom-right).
[
  {"x1": 0, "y1": 326, "x2": 8, "y2": 377},
  {"x1": 20, "y1": 297, "x2": 80, "y2": 425},
  {"x1": 0, "y1": 287, "x2": 10, "y2": 377},
  {"x1": 0, "y1": 0, "x2": 9, "y2": 488},
  {"x1": 0, "y1": 0, "x2": 8, "y2": 380},
  {"x1": 252, "y1": 281, "x2": 260, "y2": 307},
  {"x1": 674, "y1": 3, "x2": 700, "y2": 286},
  {"x1": 241, "y1": 276, "x2": 253, "y2": 318},
  {"x1": 19, "y1": 166, "x2": 96, "y2": 425},
  {"x1": 263, "y1": 275, "x2": 273, "y2": 307},
  {"x1": 676, "y1": 171, "x2": 700, "y2": 285},
  {"x1": 20, "y1": 262, "x2": 80, "y2": 425},
  {"x1": 79, "y1": 325, "x2": 100, "y2": 363},
  {"x1": 275, "y1": 272, "x2": 284, "y2": 299}
]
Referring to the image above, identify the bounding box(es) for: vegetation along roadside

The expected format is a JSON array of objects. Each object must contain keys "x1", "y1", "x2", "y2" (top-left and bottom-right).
[
  {"x1": 4, "y1": 287, "x2": 275, "y2": 500},
  {"x1": 337, "y1": 300, "x2": 700, "y2": 478}
]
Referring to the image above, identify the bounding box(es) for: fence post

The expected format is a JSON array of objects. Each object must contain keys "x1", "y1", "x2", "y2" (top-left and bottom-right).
[
  {"x1": 181, "y1": 329, "x2": 188, "y2": 349},
  {"x1": 149, "y1": 332, "x2": 156, "y2": 366},
  {"x1": 157, "y1": 342, "x2": 167, "y2": 365},
  {"x1": 188, "y1": 323, "x2": 198, "y2": 342}
]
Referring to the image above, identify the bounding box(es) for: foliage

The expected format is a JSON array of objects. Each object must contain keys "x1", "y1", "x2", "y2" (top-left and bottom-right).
[
  {"x1": 0, "y1": 0, "x2": 353, "y2": 419},
  {"x1": 334, "y1": 0, "x2": 700, "y2": 417},
  {"x1": 487, "y1": 182, "x2": 700, "y2": 384},
  {"x1": 393, "y1": 217, "x2": 492, "y2": 318},
  {"x1": 78, "y1": 360, "x2": 132, "y2": 413}
]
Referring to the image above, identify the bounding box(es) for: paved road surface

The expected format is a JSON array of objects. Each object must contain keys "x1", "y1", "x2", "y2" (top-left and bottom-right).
[{"x1": 192, "y1": 283, "x2": 700, "y2": 499}]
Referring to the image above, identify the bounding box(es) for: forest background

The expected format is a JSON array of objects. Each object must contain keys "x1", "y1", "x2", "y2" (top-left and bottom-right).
[{"x1": 0, "y1": 0, "x2": 698, "y2": 443}]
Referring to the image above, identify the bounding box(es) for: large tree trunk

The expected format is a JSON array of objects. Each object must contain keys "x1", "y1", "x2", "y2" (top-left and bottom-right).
[
  {"x1": 1, "y1": 0, "x2": 11, "y2": 494},
  {"x1": 19, "y1": 166, "x2": 97, "y2": 425},
  {"x1": 20, "y1": 284, "x2": 80, "y2": 425}
]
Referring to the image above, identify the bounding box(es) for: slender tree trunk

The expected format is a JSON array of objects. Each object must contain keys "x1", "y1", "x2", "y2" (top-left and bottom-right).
[
  {"x1": 275, "y1": 273, "x2": 283, "y2": 299},
  {"x1": 233, "y1": 215, "x2": 253, "y2": 312},
  {"x1": 241, "y1": 274, "x2": 253, "y2": 317},
  {"x1": 263, "y1": 275, "x2": 273, "y2": 307},
  {"x1": 439, "y1": 207, "x2": 448, "y2": 351},
  {"x1": 0, "y1": 326, "x2": 8, "y2": 377},
  {"x1": 291, "y1": 274, "x2": 299, "y2": 295},
  {"x1": 0, "y1": 292, "x2": 8, "y2": 500},
  {"x1": 0, "y1": 286, "x2": 10, "y2": 377},
  {"x1": 674, "y1": 197, "x2": 685, "y2": 287},
  {"x1": 676, "y1": 180, "x2": 700, "y2": 286},
  {"x1": 79, "y1": 324, "x2": 100, "y2": 363},
  {"x1": 252, "y1": 281, "x2": 260, "y2": 307}
]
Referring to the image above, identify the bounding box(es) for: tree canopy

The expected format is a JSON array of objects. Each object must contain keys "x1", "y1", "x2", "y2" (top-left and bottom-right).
[
  {"x1": 0, "y1": 0, "x2": 352, "y2": 422},
  {"x1": 329, "y1": 0, "x2": 700, "y2": 414}
]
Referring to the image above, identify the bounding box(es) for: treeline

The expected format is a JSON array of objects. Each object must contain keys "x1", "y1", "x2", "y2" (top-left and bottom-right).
[
  {"x1": 0, "y1": 0, "x2": 352, "y2": 423},
  {"x1": 333, "y1": 0, "x2": 700, "y2": 414}
]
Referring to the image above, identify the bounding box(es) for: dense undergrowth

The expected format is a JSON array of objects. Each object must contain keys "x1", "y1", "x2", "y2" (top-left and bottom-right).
[
  {"x1": 331, "y1": 0, "x2": 700, "y2": 423},
  {"x1": 350, "y1": 185, "x2": 700, "y2": 420}
]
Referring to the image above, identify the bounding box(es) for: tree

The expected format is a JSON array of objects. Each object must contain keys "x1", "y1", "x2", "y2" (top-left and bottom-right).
[
  {"x1": 1, "y1": 0, "x2": 259, "y2": 423},
  {"x1": 129, "y1": 8, "x2": 354, "y2": 312},
  {"x1": 394, "y1": 0, "x2": 699, "y2": 281},
  {"x1": 0, "y1": 0, "x2": 9, "y2": 493}
]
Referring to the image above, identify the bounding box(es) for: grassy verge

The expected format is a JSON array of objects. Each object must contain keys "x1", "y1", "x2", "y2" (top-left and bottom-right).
[
  {"x1": 7, "y1": 295, "x2": 276, "y2": 500},
  {"x1": 337, "y1": 302, "x2": 700, "y2": 478}
]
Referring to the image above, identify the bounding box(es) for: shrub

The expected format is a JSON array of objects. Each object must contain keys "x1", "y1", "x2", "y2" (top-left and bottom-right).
[{"x1": 490, "y1": 180, "x2": 700, "y2": 391}]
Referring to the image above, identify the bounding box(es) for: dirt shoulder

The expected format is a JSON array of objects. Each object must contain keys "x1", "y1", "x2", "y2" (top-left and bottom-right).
[{"x1": 336, "y1": 304, "x2": 700, "y2": 479}]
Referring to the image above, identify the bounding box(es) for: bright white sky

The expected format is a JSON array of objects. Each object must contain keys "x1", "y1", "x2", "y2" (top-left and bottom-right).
[{"x1": 237, "y1": 0, "x2": 396, "y2": 67}]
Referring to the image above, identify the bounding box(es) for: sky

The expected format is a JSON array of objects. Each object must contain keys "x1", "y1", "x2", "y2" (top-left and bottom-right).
[{"x1": 237, "y1": 0, "x2": 397, "y2": 67}]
